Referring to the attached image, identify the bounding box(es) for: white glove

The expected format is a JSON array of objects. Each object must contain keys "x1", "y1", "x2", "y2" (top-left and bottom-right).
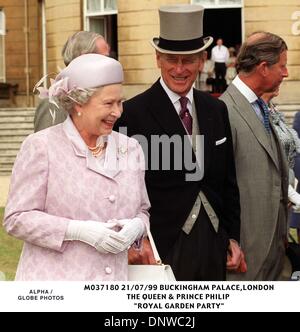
[
  {"x1": 110, "y1": 217, "x2": 146, "y2": 250},
  {"x1": 65, "y1": 220, "x2": 130, "y2": 254},
  {"x1": 288, "y1": 184, "x2": 300, "y2": 212}
]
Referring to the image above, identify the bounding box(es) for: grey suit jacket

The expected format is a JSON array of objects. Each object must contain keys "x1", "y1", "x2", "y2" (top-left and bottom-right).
[
  {"x1": 221, "y1": 84, "x2": 288, "y2": 280},
  {"x1": 34, "y1": 99, "x2": 67, "y2": 132}
]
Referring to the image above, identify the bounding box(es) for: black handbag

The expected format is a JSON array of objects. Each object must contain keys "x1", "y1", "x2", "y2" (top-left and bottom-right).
[{"x1": 286, "y1": 233, "x2": 300, "y2": 272}]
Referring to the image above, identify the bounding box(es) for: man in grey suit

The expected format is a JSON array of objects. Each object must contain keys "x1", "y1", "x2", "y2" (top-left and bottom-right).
[
  {"x1": 221, "y1": 32, "x2": 289, "y2": 280},
  {"x1": 34, "y1": 31, "x2": 110, "y2": 132}
]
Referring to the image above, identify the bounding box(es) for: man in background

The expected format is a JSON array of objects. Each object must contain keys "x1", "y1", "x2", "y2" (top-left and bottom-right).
[
  {"x1": 34, "y1": 31, "x2": 110, "y2": 132},
  {"x1": 221, "y1": 32, "x2": 289, "y2": 280},
  {"x1": 211, "y1": 38, "x2": 229, "y2": 93}
]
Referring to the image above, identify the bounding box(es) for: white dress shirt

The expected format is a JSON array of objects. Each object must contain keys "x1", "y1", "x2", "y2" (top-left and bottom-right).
[
  {"x1": 232, "y1": 75, "x2": 264, "y2": 123},
  {"x1": 211, "y1": 45, "x2": 229, "y2": 63},
  {"x1": 159, "y1": 77, "x2": 193, "y2": 116}
]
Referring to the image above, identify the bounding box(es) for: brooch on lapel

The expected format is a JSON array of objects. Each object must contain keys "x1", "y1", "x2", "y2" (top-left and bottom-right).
[
  {"x1": 118, "y1": 146, "x2": 128, "y2": 155},
  {"x1": 116, "y1": 145, "x2": 128, "y2": 160}
]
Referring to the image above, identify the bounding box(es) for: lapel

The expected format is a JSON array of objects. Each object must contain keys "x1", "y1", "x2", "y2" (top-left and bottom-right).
[
  {"x1": 86, "y1": 134, "x2": 122, "y2": 179},
  {"x1": 226, "y1": 84, "x2": 280, "y2": 171},
  {"x1": 63, "y1": 117, "x2": 121, "y2": 179},
  {"x1": 193, "y1": 90, "x2": 214, "y2": 174},
  {"x1": 147, "y1": 80, "x2": 187, "y2": 137},
  {"x1": 147, "y1": 81, "x2": 213, "y2": 174}
]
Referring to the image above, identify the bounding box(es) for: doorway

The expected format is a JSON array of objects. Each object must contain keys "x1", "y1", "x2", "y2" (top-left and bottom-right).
[{"x1": 203, "y1": 8, "x2": 242, "y2": 56}]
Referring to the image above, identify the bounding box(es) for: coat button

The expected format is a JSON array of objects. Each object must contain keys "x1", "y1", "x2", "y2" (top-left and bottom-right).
[
  {"x1": 108, "y1": 195, "x2": 115, "y2": 203},
  {"x1": 105, "y1": 267, "x2": 112, "y2": 274},
  {"x1": 192, "y1": 214, "x2": 197, "y2": 219}
]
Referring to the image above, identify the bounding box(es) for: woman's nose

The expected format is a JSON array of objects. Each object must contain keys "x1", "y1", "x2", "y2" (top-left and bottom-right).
[{"x1": 112, "y1": 103, "x2": 122, "y2": 118}]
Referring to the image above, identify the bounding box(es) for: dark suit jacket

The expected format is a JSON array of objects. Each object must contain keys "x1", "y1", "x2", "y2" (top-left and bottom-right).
[{"x1": 115, "y1": 80, "x2": 240, "y2": 259}]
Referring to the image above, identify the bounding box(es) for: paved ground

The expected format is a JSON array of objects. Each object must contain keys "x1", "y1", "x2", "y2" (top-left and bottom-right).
[{"x1": 0, "y1": 176, "x2": 10, "y2": 207}]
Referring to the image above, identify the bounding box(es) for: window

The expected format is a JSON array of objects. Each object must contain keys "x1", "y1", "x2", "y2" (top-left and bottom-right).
[
  {"x1": 0, "y1": 10, "x2": 5, "y2": 82},
  {"x1": 218, "y1": 0, "x2": 242, "y2": 6},
  {"x1": 86, "y1": 0, "x2": 117, "y2": 13},
  {"x1": 191, "y1": 0, "x2": 242, "y2": 8},
  {"x1": 84, "y1": 0, "x2": 118, "y2": 58}
]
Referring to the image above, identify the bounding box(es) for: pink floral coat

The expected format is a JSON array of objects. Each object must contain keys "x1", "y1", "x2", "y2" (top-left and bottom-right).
[{"x1": 4, "y1": 117, "x2": 150, "y2": 281}]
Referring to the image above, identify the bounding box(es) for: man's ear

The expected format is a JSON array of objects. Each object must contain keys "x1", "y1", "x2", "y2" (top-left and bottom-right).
[
  {"x1": 257, "y1": 61, "x2": 268, "y2": 77},
  {"x1": 198, "y1": 58, "x2": 204, "y2": 72},
  {"x1": 156, "y1": 51, "x2": 162, "y2": 69},
  {"x1": 198, "y1": 51, "x2": 206, "y2": 72}
]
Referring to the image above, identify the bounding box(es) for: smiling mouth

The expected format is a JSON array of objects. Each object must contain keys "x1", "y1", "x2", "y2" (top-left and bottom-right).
[
  {"x1": 103, "y1": 120, "x2": 114, "y2": 126},
  {"x1": 171, "y1": 76, "x2": 188, "y2": 81}
]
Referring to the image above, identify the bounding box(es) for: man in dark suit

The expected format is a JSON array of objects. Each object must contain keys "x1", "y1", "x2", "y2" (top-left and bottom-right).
[{"x1": 115, "y1": 4, "x2": 245, "y2": 280}]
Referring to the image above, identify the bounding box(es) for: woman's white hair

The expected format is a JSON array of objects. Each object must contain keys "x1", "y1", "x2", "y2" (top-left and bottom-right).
[{"x1": 54, "y1": 87, "x2": 102, "y2": 114}]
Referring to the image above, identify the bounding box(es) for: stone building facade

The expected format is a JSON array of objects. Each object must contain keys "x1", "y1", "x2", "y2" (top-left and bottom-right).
[{"x1": 0, "y1": 0, "x2": 299, "y2": 107}]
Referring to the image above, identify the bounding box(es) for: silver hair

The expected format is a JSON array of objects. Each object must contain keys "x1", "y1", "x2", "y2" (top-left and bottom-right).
[
  {"x1": 53, "y1": 87, "x2": 102, "y2": 114},
  {"x1": 237, "y1": 31, "x2": 288, "y2": 74},
  {"x1": 62, "y1": 31, "x2": 105, "y2": 66}
]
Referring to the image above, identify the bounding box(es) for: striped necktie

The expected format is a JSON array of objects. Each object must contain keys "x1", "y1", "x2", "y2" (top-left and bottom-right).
[{"x1": 256, "y1": 98, "x2": 271, "y2": 133}]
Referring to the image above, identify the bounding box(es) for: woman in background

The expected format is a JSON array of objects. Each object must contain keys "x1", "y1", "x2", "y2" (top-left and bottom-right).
[
  {"x1": 262, "y1": 89, "x2": 300, "y2": 215},
  {"x1": 225, "y1": 47, "x2": 237, "y2": 86},
  {"x1": 196, "y1": 51, "x2": 215, "y2": 92},
  {"x1": 291, "y1": 111, "x2": 300, "y2": 242}
]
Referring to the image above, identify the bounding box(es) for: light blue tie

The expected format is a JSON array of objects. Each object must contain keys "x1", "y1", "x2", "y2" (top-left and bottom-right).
[{"x1": 256, "y1": 98, "x2": 271, "y2": 133}]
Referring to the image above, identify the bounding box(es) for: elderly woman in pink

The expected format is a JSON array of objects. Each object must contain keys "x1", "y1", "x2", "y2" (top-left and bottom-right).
[{"x1": 4, "y1": 54, "x2": 150, "y2": 281}]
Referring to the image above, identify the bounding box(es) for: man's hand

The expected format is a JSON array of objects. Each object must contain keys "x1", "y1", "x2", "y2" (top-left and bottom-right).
[
  {"x1": 235, "y1": 251, "x2": 247, "y2": 273},
  {"x1": 128, "y1": 238, "x2": 156, "y2": 265},
  {"x1": 226, "y1": 239, "x2": 247, "y2": 273}
]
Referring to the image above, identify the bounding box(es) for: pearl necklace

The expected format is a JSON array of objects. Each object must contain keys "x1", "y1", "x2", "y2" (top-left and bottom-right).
[{"x1": 87, "y1": 140, "x2": 106, "y2": 157}]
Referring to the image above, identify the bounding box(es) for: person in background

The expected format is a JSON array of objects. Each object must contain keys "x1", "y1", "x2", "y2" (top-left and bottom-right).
[
  {"x1": 291, "y1": 111, "x2": 300, "y2": 243},
  {"x1": 196, "y1": 51, "x2": 215, "y2": 92},
  {"x1": 115, "y1": 4, "x2": 245, "y2": 281},
  {"x1": 225, "y1": 47, "x2": 237, "y2": 86},
  {"x1": 221, "y1": 31, "x2": 289, "y2": 280},
  {"x1": 34, "y1": 31, "x2": 110, "y2": 132},
  {"x1": 262, "y1": 89, "x2": 300, "y2": 212},
  {"x1": 211, "y1": 38, "x2": 229, "y2": 93},
  {"x1": 4, "y1": 54, "x2": 150, "y2": 280}
]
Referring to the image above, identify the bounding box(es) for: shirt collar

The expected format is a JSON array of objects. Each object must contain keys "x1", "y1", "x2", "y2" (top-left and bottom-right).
[
  {"x1": 63, "y1": 116, "x2": 108, "y2": 156},
  {"x1": 63, "y1": 116, "x2": 122, "y2": 178},
  {"x1": 63, "y1": 116, "x2": 88, "y2": 156},
  {"x1": 232, "y1": 75, "x2": 258, "y2": 104},
  {"x1": 160, "y1": 77, "x2": 194, "y2": 108}
]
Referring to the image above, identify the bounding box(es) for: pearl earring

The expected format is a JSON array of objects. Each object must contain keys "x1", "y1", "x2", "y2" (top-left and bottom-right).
[{"x1": 77, "y1": 112, "x2": 82, "y2": 117}]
